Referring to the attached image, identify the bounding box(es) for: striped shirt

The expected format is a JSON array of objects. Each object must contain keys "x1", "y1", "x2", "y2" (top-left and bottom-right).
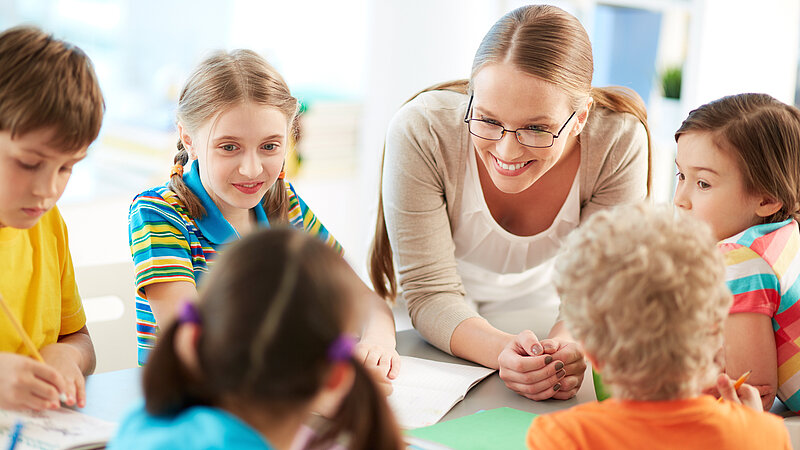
[
  {"x1": 720, "y1": 219, "x2": 800, "y2": 412},
  {"x1": 129, "y1": 161, "x2": 340, "y2": 365}
]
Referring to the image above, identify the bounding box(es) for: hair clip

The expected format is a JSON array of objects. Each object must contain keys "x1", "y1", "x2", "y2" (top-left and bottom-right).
[
  {"x1": 171, "y1": 163, "x2": 184, "y2": 178},
  {"x1": 277, "y1": 170, "x2": 286, "y2": 180},
  {"x1": 178, "y1": 301, "x2": 202, "y2": 325},
  {"x1": 327, "y1": 334, "x2": 357, "y2": 361}
]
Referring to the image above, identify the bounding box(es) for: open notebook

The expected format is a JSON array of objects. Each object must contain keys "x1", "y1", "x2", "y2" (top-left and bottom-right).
[
  {"x1": 0, "y1": 407, "x2": 116, "y2": 450},
  {"x1": 387, "y1": 356, "x2": 495, "y2": 429}
]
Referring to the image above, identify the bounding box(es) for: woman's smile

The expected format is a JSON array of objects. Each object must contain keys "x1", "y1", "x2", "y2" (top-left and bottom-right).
[{"x1": 491, "y1": 154, "x2": 536, "y2": 176}]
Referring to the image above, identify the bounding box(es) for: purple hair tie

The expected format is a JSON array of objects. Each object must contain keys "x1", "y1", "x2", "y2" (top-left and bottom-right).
[
  {"x1": 327, "y1": 334, "x2": 357, "y2": 361},
  {"x1": 178, "y1": 301, "x2": 202, "y2": 325}
]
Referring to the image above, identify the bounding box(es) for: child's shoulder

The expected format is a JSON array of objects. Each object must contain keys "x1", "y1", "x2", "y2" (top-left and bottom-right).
[
  {"x1": 721, "y1": 219, "x2": 799, "y2": 265},
  {"x1": 111, "y1": 403, "x2": 271, "y2": 450},
  {"x1": 130, "y1": 184, "x2": 193, "y2": 221},
  {"x1": 718, "y1": 401, "x2": 789, "y2": 440}
]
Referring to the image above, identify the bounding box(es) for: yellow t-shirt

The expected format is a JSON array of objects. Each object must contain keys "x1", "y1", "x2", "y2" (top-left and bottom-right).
[{"x1": 0, "y1": 206, "x2": 85, "y2": 355}]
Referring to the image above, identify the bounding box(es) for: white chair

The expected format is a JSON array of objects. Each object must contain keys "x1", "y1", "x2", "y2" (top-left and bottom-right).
[{"x1": 74, "y1": 261, "x2": 138, "y2": 373}]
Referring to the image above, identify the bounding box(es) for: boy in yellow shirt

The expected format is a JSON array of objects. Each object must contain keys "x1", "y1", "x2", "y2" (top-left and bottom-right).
[
  {"x1": 0, "y1": 27, "x2": 104, "y2": 411},
  {"x1": 527, "y1": 204, "x2": 790, "y2": 449}
]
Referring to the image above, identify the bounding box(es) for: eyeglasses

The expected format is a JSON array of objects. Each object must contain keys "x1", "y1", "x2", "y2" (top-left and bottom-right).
[{"x1": 463, "y1": 94, "x2": 576, "y2": 148}]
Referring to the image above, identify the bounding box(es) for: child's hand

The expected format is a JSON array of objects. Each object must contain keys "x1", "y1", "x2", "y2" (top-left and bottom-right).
[
  {"x1": 0, "y1": 352, "x2": 66, "y2": 411},
  {"x1": 716, "y1": 373, "x2": 761, "y2": 412},
  {"x1": 364, "y1": 362, "x2": 394, "y2": 396},
  {"x1": 40, "y1": 343, "x2": 86, "y2": 408},
  {"x1": 355, "y1": 340, "x2": 401, "y2": 386},
  {"x1": 498, "y1": 330, "x2": 580, "y2": 401}
]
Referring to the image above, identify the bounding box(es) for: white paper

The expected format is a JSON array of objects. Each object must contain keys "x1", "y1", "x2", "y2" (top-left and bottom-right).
[
  {"x1": 388, "y1": 356, "x2": 495, "y2": 429},
  {"x1": 0, "y1": 408, "x2": 116, "y2": 450}
]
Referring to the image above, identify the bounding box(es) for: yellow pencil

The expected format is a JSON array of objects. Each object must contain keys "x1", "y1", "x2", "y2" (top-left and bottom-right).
[
  {"x1": 0, "y1": 292, "x2": 67, "y2": 403},
  {"x1": 718, "y1": 370, "x2": 752, "y2": 402}
]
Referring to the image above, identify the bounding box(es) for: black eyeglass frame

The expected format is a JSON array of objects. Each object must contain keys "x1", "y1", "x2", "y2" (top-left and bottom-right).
[{"x1": 463, "y1": 94, "x2": 576, "y2": 149}]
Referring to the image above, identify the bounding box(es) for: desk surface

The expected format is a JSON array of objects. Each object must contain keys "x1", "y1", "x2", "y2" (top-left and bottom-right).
[
  {"x1": 78, "y1": 306, "x2": 591, "y2": 424},
  {"x1": 395, "y1": 328, "x2": 595, "y2": 422},
  {"x1": 79, "y1": 310, "x2": 799, "y2": 449}
]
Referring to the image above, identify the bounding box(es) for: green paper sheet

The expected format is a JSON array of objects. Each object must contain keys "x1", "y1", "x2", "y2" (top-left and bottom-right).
[{"x1": 405, "y1": 407, "x2": 537, "y2": 450}]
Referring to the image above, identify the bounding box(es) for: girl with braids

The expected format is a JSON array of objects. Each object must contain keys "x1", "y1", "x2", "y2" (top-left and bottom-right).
[
  {"x1": 370, "y1": 4, "x2": 651, "y2": 401},
  {"x1": 110, "y1": 229, "x2": 403, "y2": 450},
  {"x1": 128, "y1": 50, "x2": 399, "y2": 383},
  {"x1": 674, "y1": 93, "x2": 800, "y2": 413}
]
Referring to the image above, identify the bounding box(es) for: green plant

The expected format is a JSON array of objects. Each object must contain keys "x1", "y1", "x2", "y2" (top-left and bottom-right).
[{"x1": 660, "y1": 66, "x2": 682, "y2": 100}]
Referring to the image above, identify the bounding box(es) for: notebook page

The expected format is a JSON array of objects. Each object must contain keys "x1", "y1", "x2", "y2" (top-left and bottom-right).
[
  {"x1": 0, "y1": 408, "x2": 116, "y2": 450},
  {"x1": 388, "y1": 356, "x2": 495, "y2": 428}
]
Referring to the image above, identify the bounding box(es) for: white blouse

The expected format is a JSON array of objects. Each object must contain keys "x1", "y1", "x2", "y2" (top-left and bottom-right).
[{"x1": 452, "y1": 151, "x2": 580, "y2": 315}]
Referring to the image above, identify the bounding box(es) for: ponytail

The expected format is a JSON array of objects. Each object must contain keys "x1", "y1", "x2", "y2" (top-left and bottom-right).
[
  {"x1": 369, "y1": 80, "x2": 468, "y2": 302},
  {"x1": 168, "y1": 140, "x2": 206, "y2": 218},
  {"x1": 590, "y1": 86, "x2": 653, "y2": 195},
  {"x1": 262, "y1": 175, "x2": 289, "y2": 224},
  {"x1": 142, "y1": 321, "x2": 210, "y2": 416},
  {"x1": 313, "y1": 360, "x2": 403, "y2": 450}
]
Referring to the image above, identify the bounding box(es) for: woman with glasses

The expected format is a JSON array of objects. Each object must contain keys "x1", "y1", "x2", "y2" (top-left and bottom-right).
[{"x1": 369, "y1": 4, "x2": 650, "y2": 401}]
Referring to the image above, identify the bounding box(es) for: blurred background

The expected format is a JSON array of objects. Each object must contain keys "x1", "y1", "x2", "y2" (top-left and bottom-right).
[{"x1": 2, "y1": 0, "x2": 799, "y2": 370}]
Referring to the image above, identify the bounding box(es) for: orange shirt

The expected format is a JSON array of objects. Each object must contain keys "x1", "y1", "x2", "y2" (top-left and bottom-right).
[{"x1": 527, "y1": 396, "x2": 790, "y2": 450}]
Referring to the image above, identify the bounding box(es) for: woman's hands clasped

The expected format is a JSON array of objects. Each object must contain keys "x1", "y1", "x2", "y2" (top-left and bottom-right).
[{"x1": 498, "y1": 330, "x2": 586, "y2": 400}]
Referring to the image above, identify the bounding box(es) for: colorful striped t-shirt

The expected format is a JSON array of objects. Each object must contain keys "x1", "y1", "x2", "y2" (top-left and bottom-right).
[
  {"x1": 128, "y1": 162, "x2": 341, "y2": 365},
  {"x1": 719, "y1": 219, "x2": 800, "y2": 412}
]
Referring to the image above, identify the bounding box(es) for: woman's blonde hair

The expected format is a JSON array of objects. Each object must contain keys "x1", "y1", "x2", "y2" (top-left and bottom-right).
[
  {"x1": 170, "y1": 49, "x2": 299, "y2": 222},
  {"x1": 555, "y1": 203, "x2": 731, "y2": 401},
  {"x1": 675, "y1": 93, "x2": 800, "y2": 223},
  {"x1": 369, "y1": 4, "x2": 652, "y2": 301}
]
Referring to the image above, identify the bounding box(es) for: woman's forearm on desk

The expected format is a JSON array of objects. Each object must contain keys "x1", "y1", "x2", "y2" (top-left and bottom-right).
[{"x1": 450, "y1": 317, "x2": 514, "y2": 369}]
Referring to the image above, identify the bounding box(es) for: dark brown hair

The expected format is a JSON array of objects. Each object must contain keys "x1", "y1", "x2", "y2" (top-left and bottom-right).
[
  {"x1": 0, "y1": 26, "x2": 104, "y2": 151},
  {"x1": 143, "y1": 228, "x2": 402, "y2": 449},
  {"x1": 369, "y1": 5, "x2": 652, "y2": 301},
  {"x1": 169, "y1": 50, "x2": 297, "y2": 222},
  {"x1": 675, "y1": 93, "x2": 800, "y2": 224}
]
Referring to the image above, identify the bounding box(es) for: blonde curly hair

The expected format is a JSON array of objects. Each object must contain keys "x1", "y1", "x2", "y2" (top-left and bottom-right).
[{"x1": 555, "y1": 203, "x2": 732, "y2": 401}]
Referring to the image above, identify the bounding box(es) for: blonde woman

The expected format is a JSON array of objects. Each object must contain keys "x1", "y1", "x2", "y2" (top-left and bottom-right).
[{"x1": 370, "y1": 5, "x2": 650, "y2": 400}]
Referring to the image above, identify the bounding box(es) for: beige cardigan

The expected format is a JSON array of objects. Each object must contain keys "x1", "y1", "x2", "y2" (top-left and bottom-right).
[{"x1": 382, "y1": 90, "x2": 649, "y2": 353}]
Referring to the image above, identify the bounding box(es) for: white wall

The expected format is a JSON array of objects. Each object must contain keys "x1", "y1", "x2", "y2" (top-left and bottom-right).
[
  {"x1": 351, "y1": 0, "x2": 505, "y2": 274},
  {"x1": 683, "y1": 0, "x2": 799, "y2": 111}
]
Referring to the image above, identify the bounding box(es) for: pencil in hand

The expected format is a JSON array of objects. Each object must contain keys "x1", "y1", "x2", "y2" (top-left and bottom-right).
[
  {"x1": 717, "y1": 370, "x2": 752, "y2": 402},
  {"x1": 0, "y1": 292, "x2": 69, "y2": 404}
]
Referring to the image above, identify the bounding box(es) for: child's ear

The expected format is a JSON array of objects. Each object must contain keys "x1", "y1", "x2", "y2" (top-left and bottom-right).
[
  {"x1": 177, "y1": 124, "x2": 197, "y2": 160},
  {"x1": 325, "y1": 361, "x2": 355, "y2": 392},
  {"x1": 174, "y1": 322, "x2": 201, "y2": 375},
  {"x1": 308, "y1": 362, "x2": 356, "y2": 417},
  {"x1": 584, "y1": 347, "x2": 602, "y2": 371},
  {"x1": 755, "y1": 195, "x2": 783, "y2": 218}
]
